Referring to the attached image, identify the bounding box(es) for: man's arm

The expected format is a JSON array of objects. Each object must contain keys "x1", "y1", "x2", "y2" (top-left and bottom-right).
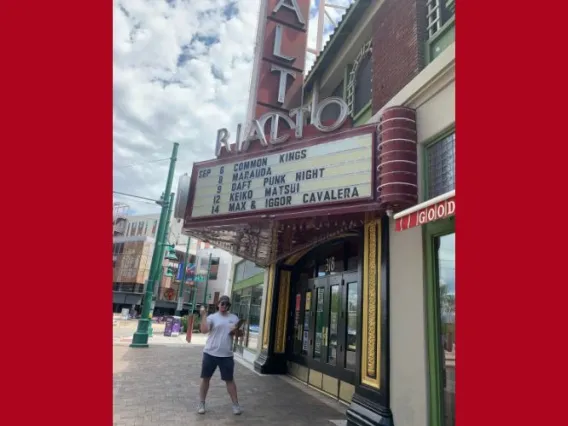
[{"x1": 199, "y1": 306, "x2": 210, "y2": 333}]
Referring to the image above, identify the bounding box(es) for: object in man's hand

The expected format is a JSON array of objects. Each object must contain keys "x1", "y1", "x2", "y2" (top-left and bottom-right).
[
  {"x1": 229, "y1": 319, "x2": 246, "y2": 336},
  {"x1": 230, "y1": 328, "x2": 245, "y2": 338}
]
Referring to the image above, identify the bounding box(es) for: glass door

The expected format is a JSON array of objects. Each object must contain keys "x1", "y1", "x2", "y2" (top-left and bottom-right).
[
  {"x1": 342, "y1": 272, "x2": 359, "y2": 373},
  {"x1": 435, "y1": 232, "x2": 455, "y2": 426},
  {"x1": 311, "y1": 278, "x2": 328, "y2": 363},
  {"x1": 426, "y1": 219, "x2": 455, "y2": 426},
  {"x1": 235, "y1": 288, "x2": 251, "y2": 354},
  {"x1": 306, "y1": 273, "x2": 357, "y2": 384}
]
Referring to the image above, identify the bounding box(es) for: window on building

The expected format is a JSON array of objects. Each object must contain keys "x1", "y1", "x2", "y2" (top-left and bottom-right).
[
  {"x1": 144, "y1": 221, "x2": 149, "y2": 235},
  {"x1": 208, "y1": 257, "x2": 220, "y2": 280},
  {"x1": 427, "y1": 0, "x2": 455, "y2": 61},
  {"x1": 136, "y1": 222, "x2": 144, "y2": 236},
  {"x1": 235, "y1": 260, "x2": 264, "y2": 283},
  {"x1": 354, "y1": 55, "x2": 372, "y2": 114},
  {"x1": 232, "y1": 284, "x2": 264, "y2": 353},
  {"x1": 426, "y1": 132, "x2": 455, "y2": 198},
  {"x1": 151, "y1": 220, "x2": 157, "y2": 236},
  {"x1": 112, "y1": 243, "x2": 124, "y2": 256},
  {"x1": 347, "y1": 40, "x2": 372, "y2": 118},
  {"x1": 247, "y1": 285, "x2": 263, "y2": 350},
  {"x1": 235, "y1": 262, "x2": 246, "y2": 282}
]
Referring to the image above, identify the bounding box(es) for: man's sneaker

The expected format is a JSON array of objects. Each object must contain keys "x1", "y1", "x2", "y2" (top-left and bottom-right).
[
  {"x1": 232, "y1": 403, "x2": 242, "y2": 415},
  {"x1": 197, "y1": 402, "x2": 206, "y2": 414}
]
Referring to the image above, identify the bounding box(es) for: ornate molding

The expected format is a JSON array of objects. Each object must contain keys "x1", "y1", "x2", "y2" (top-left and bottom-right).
[
  {"x1": 361, "y1": 213, "x2": 381, "y2": 388},
  {"x1": 366, "y1": 219, "x2": 377, "y2": 378}
]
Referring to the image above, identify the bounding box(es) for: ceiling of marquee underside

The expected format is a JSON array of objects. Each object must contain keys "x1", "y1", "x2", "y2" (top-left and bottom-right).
[{"x1": 183, "y1": 213, "x2": 367, "y2": 267}]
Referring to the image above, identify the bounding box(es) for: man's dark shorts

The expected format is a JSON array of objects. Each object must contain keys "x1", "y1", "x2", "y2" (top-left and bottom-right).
[{"x1": 201, "y1": 352, "x2": 234, "y2": 381}]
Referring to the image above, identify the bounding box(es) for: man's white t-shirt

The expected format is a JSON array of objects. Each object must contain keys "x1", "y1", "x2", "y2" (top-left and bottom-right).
[{"x1": 203, "y1": 312, "x2": 239, "y2": 358}]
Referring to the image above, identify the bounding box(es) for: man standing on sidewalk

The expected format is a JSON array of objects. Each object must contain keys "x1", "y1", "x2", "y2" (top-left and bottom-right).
[{"x1": 197, "y1": 295, "x2": 243, "y2": 415}]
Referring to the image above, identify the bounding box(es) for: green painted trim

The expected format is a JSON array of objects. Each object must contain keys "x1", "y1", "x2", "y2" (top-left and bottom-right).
[
  {"x1": 421, "y1": 126, "x2": 456, "y2": 201},
  {"x1": 424, "y1": 217, "x2": 455, "y2": 426},
  {"x1": 425, "y1": 16, "x2": 455, "y2": 64},
  {"x1": 353, "y1": 101, "x2": 372, "y2": 125},
  {"x1": 233, "y1": 272, "x2": 264, "y2": 292}
]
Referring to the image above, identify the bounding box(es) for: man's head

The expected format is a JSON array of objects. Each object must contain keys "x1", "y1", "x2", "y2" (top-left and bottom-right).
[{"x1": 218, "y1": 295, "x2": 231, "y2": 313}]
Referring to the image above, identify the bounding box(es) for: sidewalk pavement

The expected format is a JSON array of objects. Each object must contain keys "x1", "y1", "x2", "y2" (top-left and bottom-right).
[{"x1": 113, "y1": 343, "x2": 348, "y2": 426}]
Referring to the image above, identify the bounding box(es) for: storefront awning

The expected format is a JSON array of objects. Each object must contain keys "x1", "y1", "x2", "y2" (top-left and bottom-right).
[{"x1": 393, "y1": 190, "x2": 455, "y2": 231}]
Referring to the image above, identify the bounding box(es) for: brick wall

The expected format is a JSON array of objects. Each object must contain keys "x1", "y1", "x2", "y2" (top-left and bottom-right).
[{"x1": 371, "y1": 0, "x2": 428, "y2": 113}]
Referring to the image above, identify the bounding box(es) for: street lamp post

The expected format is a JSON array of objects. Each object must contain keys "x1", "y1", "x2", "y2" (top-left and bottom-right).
[
  {"x1": 151, "y1": 192, "x2": 175, "y2": 314},
  {"x1": 131, "y1": 142, "x2": 179, "y2": 348}
]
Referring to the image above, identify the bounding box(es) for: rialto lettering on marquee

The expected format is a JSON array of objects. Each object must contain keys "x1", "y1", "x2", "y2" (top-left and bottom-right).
[{"x1": 215, "y1": 97, "x2": 350, "y2": 157}]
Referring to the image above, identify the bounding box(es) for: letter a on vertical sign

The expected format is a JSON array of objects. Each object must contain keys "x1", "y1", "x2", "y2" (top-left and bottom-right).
[{"x1": 273, "y1": 0, "x2": 306, "y2": 27}]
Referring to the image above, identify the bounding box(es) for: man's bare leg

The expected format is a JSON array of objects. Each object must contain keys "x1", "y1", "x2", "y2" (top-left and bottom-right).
[
  {"x1": 198, "y1": 378, "x2": 210, "y2": 414},
  {"x1": 225, "y1": 380, "x2": 238, "y2": 404},
  {"x1": 226, "y1": 381, "x2": 241, "y2": 414},
  {"x1": 200, "y1": 377, "x2": 211, "y2": 402}
]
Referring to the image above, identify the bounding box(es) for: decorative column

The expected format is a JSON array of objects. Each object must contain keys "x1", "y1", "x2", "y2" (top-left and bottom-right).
[{"x1": 346, "y1": 214, "x2": 393, "y2": 426}]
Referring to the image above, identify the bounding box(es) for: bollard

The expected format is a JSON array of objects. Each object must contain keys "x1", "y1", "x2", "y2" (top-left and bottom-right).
[{"x1": 186, "y1": 315, "x2": 194, "y2": 343}]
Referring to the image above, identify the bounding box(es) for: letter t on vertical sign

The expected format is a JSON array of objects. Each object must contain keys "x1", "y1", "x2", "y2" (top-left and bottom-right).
[{"x1": 271, "y1": 64, "x2": 297, "y2": 104}]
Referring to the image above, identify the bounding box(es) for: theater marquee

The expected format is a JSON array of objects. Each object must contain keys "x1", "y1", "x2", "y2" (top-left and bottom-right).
[{"x1": 190, "y1": 133, "x2": 374, "y2": 219}]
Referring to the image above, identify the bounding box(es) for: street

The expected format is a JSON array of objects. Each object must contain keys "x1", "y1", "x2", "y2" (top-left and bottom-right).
[{"x1": 113, "y1": 334, "x2": 348, "y2": 425}]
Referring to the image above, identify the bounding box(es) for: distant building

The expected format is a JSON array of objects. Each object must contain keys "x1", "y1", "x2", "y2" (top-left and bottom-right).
[{"x1": 112, "y1": 212, "x2": 237, "y2": 315}]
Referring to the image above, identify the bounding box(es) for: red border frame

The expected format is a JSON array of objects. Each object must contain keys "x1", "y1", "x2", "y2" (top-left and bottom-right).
[
  {"x1": 185, "y1": 124, "x2": 378, "y2": 226},
  {"x1": 1, "y1": 2, "x2": 111, "y2": 424},
  {"x1": 460, "y1": 1, "x2": 567, "y2": 426}
]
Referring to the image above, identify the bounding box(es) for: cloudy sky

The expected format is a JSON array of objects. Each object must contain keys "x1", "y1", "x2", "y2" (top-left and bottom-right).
[{"x1": 113, "y1": 0, "x2": 354, "y2": 215}]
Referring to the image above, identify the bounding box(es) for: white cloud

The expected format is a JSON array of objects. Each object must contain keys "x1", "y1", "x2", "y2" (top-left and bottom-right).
[
  {"x1": 113, "y1": 0, "x2": 261, "y2": 214},
  {"x1": 113, "y1": 0, "x2": 353, "y2": 215}
]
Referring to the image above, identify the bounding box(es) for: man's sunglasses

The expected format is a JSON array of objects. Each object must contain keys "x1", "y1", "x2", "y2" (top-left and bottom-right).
[{"x1": 219, "y1": 301, "x2": 230, "y2": 307}]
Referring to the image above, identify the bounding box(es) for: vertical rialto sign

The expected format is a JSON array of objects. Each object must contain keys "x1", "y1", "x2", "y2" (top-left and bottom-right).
[{"x1": 250, "y1": 0, "x2": 311, "y2": 120}]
